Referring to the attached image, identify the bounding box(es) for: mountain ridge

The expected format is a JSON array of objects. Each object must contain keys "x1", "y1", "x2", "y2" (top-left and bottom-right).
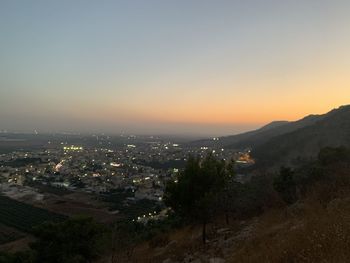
[
  {"x1": 190, "y1": 111, "x2": 327, "y2": 150},
  {"x1": 252, "y1": 104, "x2": 350, "y2": 167},
  {"x1": 190, "y1": 105, "x2": 350, "y2": 168}
]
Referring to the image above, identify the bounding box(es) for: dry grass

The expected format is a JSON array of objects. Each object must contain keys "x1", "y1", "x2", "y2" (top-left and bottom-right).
[
  {"x1": 126, "y1": 221, "x2": 240, "y2": 263},
  {"x1": 229, "y1": 198, "x2": 350, "y2": 263}
]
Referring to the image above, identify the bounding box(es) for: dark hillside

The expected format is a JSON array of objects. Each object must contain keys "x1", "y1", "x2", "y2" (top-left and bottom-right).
[{"x1": 252, "y1": 105, "x2": 350, "y2": 167}]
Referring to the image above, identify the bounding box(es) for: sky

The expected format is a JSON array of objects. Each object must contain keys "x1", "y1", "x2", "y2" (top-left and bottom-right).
[{"x1": 1, "y1": 0, "x2": 350, "y2": 137}]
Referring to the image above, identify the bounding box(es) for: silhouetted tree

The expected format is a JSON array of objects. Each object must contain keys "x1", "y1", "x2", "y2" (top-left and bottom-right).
[
  {"x1": 273, "y1": 167, "x2": 297, "y2": 204},
  {"x1": 164, "y1": 154, "x2": 232, "y2": 243},
  {"x1": 217, "y1": 159, "x2": 237, "y2": 224}
]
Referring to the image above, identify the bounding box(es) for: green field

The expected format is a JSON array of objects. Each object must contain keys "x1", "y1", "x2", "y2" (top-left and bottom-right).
[{"x1": 0, "y1": 195, "x2": 66, "y2": 233}]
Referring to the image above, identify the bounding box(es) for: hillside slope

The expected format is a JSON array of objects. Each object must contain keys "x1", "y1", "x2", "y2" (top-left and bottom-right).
[
  {"x1": 190, "y1": 114, "x2": 326, "y2": 150},
  {"x1": 252, "y1": 105, "x2": 350, "y2": 167}
]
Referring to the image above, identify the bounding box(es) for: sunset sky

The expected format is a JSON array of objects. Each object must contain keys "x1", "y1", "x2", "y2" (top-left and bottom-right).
[{"x1": 1, "y1": 0, "x2": 350, "y2": 136}]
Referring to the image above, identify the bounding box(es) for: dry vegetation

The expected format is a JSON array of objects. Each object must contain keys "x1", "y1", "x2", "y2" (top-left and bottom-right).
[{"x1": 230, "y1": 200, "x2": 350, "y2": 262}]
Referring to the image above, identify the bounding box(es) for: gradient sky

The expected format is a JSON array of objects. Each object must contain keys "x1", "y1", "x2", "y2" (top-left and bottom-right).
[{"x1": 1, "y1": 0, "x2": 350, "y2": 136}]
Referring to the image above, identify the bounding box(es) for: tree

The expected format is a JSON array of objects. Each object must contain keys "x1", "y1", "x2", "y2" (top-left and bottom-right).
[
  {"x1": 221, "y1": 159, "x2": 237, "y2": 224},
  {"x1": 30, "y1": 217, "x2": 107, "y2": 263},
  {"x1": 220, "y1": 179, "x2": 240, "y2": 225},
  {"x1": 164, "y1": 154, "x2": 232, "y2": 243},
  {"x1": 273, "y1": 167, "x2": 297, "y2": 204}
]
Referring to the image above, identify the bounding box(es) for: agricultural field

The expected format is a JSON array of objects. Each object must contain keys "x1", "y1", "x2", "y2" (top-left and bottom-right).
[
  {"x1": 0, "y1": 224, "x2": 24, "y2": 245},
  {"x1": 0, "y1": 195, "x2": 66, "y2": 233},
  {"x1": 37, "y1": 192, "x2": 119, "y2": 223}
]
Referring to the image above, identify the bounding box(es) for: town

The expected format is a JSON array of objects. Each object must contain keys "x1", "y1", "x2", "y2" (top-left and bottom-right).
[{"x1": 0, "y1": 134, "x2": 254, "y2": 224}]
